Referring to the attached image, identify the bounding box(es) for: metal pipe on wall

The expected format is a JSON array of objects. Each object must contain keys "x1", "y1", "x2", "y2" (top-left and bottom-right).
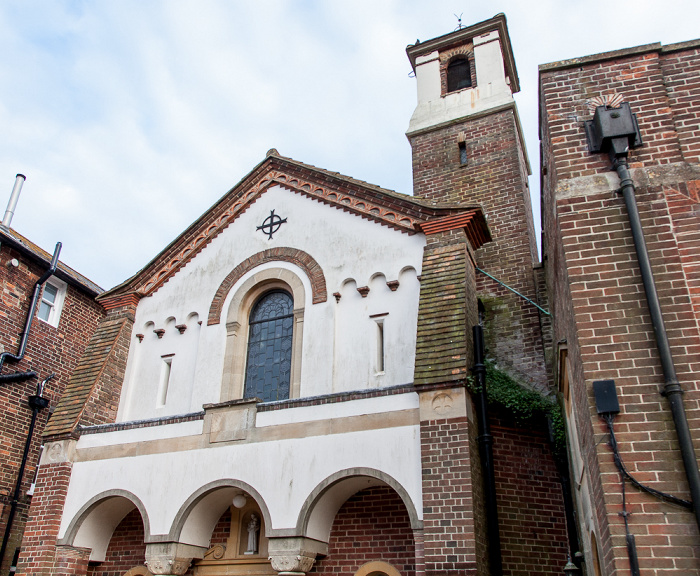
[
  {"x1": 472, "y1": 324, "x2": 503, "y2": 576},
  {"x1": 613, "y1": 158, "x2": 700, "y2": 531},
  {"x1": 0, "y1": 375, "x2": 52, "y2": 572},
  {"x1": 0, "y1": 242, "x2": 61, "y2": 374}
]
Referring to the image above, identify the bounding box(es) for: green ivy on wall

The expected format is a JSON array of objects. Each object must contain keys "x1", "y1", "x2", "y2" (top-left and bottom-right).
[{"x1": 471, "y1": 360, "x2": 566, "y2": 454}]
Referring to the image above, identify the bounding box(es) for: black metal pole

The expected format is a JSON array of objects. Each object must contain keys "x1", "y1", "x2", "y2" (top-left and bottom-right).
[
  {"x1": 0, "y1": 393, "x2": 48, "y2": 571},
  {"x1": 614, "y1": 158, "x2": 700, "y2": 531},
  {"x1": 472, "y1": 324, "x2": 502, "y2": 576},
  {"x1": 0, "y1": 373, "x2": 51, "y2": 574}
]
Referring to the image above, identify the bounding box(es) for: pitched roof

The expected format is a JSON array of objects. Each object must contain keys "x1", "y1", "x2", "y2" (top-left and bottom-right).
[
  {"x1": 101, "y1": 150, "x2": 490, "y2": 302},
  {"x1": 0, "y1": 226, "x2": 103, "y2": 296}
]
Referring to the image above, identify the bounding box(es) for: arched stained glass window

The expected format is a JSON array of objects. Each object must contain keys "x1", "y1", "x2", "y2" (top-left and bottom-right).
[
  {"x1": 244, "y1": 290, "x2": 293, "y2": 402},
  {"x1": 447, "y1": 56, "x2": 472, "y2": 93}
]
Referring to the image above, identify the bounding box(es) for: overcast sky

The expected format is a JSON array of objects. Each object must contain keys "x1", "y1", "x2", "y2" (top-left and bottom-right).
[{"x1": 1, "y1": 0, "x2": 698, "y2": 290}]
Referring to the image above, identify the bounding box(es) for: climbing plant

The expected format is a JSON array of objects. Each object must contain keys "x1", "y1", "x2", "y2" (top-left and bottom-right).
[{"x1": 471, "y1": 360, "x2": 566, "y2": 454}]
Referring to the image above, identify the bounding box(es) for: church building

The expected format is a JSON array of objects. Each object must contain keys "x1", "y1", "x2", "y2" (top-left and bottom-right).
[{"x1": 14, "y1": 12, "x2": 700, "y2": 576}]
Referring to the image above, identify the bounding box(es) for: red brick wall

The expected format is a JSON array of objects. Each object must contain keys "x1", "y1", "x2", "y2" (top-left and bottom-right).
[
  {"x1": 540, "y1": 42, "x2": 700, "y2": 575},
  {"x1": 661, "y1": 46, "x2": 700, "y2": 164},
  {"x1": 310, "y1": 486, "x2": 415, "y2": 576},
  {"x1": 54, "y1": 546, "x2": 91, "y2": 576},
  {"x1": 409, "y1": 110, "x2": 547, "y2": 392},
  {"x1": 491, "y1": 418, "x2": 568, "y2": 575},
  {"x1": 86, "y1": 509, "x2": 147, "y2": 576},
  {"x1": 418, "y1": 416, "x2": 481, "y2": 575},
  {"x1": 78, "y1": 311, "x2": 134, "y2": 429},
  {"x1": 16, "y1": 462, "x2": 73, "y2": 575},
  {"x1": 208, "y1": 506, "x2": 231, "y2": 546},
  {"x1": 0, "y1": 242, "x2": 103, "y2": 573}
]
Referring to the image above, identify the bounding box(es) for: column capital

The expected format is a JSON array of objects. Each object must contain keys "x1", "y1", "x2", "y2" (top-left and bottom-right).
[
  {"x1": 267, "y1": 537, "x2": 326, "y2": 575},
  {"x1": 144, "y1": 542, "x2": 206, "y2": 575}
]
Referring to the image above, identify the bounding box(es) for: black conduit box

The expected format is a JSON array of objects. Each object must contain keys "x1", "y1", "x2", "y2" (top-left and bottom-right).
[
  {"x1": 593, "y1": 379, "x2": 620, "y2": 415},
  {"x1": 585, "y1": 102, "x2": 642, "y2": 157}
]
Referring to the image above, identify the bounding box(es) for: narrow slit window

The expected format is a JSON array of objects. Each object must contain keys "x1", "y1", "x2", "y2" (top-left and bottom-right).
[
  {"x1": 459, "y1": 141, "x2": 468, "y2": 166},
  {"x1": 157, "y1": 356, "x2": 173, "y2": 407},
  {"x1": 376, "y1": 320, "x2": 385, "y2": 373}
]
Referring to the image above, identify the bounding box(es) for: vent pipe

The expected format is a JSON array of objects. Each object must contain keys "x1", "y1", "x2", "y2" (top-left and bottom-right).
[{"x1": 2, "y1": 174, "x2": 26, "y2": 228}]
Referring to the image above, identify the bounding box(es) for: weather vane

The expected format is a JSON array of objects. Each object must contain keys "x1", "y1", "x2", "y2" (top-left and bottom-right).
[{"x1": 454, "y1": 13, "x2": 463, "y2": 31}]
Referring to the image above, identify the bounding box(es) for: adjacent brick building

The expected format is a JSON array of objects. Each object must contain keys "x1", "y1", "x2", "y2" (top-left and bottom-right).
[
  {"x1": 0, "y1": 223, "x2": 104, "y2": 573},
  {"x1": 540, "y1": 39, "x2": 700, "y2": 574}
]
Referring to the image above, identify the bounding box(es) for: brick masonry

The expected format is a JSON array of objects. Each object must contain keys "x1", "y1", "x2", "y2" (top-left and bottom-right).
[
  {"x1": 409, "y1": 108, "x2": 548, "y2": 392},
  {"x1": 44, "y1": 309, "x2": 135, "y2": 436},
  {"x1": 86, "y1": 509, "x2": 147, "y2": 576},
  {"x1": 207, "y1": 247, "x2": 328, "y2": 326},
  {"x1": 309, "y1": 486, "x2": 416, "y2": 576},
  {"x1": 491, "y1": 415, "x2": 569, "y2": 575},
  {"x1": 414, "y1": 240, "x2": 473, "y2": 387},
  {"x1": 15, "y1": 462, "x2": 74, "y2": 575},
  {"x1": 0, "y1": 238, "x2": 103, "y2": 574},
  {"x1": 540, "y1": 40, "x2": 700, "y2": 574},
  {"x1": 419, "y1": 415, "x2": 483, "y2": 576}
]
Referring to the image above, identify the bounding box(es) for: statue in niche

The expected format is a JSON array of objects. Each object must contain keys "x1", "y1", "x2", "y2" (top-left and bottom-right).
[{"x1": 244, "y1": 513, "x2": 260, "y2": 555}]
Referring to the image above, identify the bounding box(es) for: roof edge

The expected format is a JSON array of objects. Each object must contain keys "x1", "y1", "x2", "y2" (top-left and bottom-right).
[
  {"x1": 539, "y1": 42, "x2": 664, "y2": 73},
  {"x1": 406, "y1": 13, "x2": 519, "y2": 93},
  {"x1": 0, "y1": 226, "x2": 103, "y2": 296},
  {"x1": 100, "y1": 151, "x2": 464, "y2": 300}
]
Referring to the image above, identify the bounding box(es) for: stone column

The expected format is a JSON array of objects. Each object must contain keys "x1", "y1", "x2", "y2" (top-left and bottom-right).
[
  {"x1": 144, "y1": 542, "x2": 206, "y2": 576},
  {"x1": 267, "y1": 537, "x2": 326, "y2": 576}
]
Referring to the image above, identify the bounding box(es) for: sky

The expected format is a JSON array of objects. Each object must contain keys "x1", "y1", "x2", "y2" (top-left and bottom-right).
[{"x1": 1, "y1": 0, "x2": 698, "y2": 291}]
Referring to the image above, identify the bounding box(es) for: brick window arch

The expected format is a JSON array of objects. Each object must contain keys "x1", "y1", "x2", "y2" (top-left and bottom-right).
[
  {"x1": 220, "y1": 267, "x2": 306, "y2": 402},
  {"x1": 208, "y1": 247, "x2": 326, "y2": 326}
]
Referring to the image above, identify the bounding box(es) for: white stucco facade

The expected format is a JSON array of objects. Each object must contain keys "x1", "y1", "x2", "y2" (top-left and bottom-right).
[
  {"x1": 117, "y1": 185, "x2": 424, "y2": 422},
  {"x1": 54, "y1": 175, "x2": 429, "y2": 563},
  {"x1": 407, "y1": 29, "x2": 515, "y2": 136}
]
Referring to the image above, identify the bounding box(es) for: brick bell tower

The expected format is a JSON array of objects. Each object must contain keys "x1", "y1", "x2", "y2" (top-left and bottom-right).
[
  {"x1": 407, "y1": 13, "x2": 547, "y2": 390},
  {"x1": 407, "y1": 14, "x2": 556, "y2": 576}
]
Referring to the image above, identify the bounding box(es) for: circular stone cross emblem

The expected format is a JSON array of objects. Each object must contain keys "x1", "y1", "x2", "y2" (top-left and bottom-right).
[{"x1": 257, "y1": 209, "x2": 287, "y2": 240}]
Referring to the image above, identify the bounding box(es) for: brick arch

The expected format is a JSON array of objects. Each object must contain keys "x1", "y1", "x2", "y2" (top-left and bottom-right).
[
  {"x1": 207, "y1": 248, "x2": 327, "y2": 326},
  {"x1": 297, "y1": 467, "x2": 421, "y2": 543},
  {"x1": 58, "y1": 489, "x2": 150, "y2": 562}
]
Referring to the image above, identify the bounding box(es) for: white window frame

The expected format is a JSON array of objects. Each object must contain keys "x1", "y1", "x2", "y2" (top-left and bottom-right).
[{"x1": 37, "y1": 276, "x2": 67, "y2": 328}]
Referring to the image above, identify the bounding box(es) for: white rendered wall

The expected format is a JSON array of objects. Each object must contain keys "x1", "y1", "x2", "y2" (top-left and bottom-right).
[
  {"x1": 117, "y1": 186, "x2": 424, "y2": 422},
  {"x1": 407, "y1": 30, "x2": 514, "y2": 135},
  {"x1": 60, "y1": 414, "x2": 422, "y2": 541}
]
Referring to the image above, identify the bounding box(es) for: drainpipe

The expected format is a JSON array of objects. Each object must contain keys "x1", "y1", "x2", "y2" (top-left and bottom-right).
[
  {"x1": 613, "y1": 157, "x2": 700, "y2": 530},
  {"x1": 472, "y1": 323, "x2": 503, "y2": 576},
  {"x1": 584, "y1": 102, "x2": 700, "y2": 530},
  {"x1": 0, "y1": 374, "x2": 53, "y2": 572},
  {"x1": 0, "y1": 242, "x2": 61, "y2": 378}
]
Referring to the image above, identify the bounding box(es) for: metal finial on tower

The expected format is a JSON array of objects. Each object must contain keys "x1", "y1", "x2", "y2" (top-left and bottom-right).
[{"x1": 454, "y1": 13, "x2": 464, "y2": 31}]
